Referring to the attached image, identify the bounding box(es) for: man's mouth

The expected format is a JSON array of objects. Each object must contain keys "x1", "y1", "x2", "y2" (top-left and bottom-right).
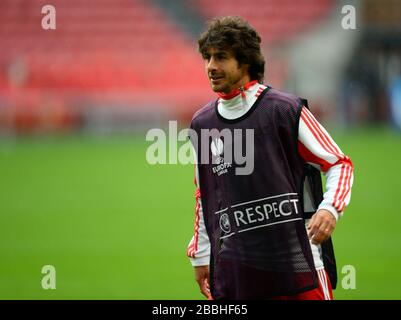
[{"x1": 210, "y1": 75, "x2": 224, "y2": 83}]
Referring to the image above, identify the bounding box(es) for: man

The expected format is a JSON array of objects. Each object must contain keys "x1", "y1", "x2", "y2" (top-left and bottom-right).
[{"x1": 186, "y1": 16, "x2": 354, "y2": 300}]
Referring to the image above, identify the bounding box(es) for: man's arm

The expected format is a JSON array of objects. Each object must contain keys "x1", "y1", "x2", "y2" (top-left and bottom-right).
[
  {"x1": 186, "y1": 164, "x2": 212, "y2": 299},
  {"x1": 298, "y1": 106, "x2": 354, "y2": 244}
]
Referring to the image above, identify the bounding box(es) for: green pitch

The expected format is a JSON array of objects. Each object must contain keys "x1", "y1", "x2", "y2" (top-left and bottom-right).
[{"x1": 0, "y1": 128, "x2": 400, "y2": 299}]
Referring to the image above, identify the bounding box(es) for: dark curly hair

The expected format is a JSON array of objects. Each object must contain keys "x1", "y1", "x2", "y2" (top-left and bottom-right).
[{"x1": 198, "y1": 16, "x2": 265, "y2": 83}]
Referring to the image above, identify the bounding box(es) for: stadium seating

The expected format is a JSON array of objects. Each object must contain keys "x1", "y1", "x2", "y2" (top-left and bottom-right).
[
  {"x1": 0, "y1": 0, "x2": 334, "y2": 133},
  {"x1": 0, "y1": 0, "x2": 210, "y2": 107}
]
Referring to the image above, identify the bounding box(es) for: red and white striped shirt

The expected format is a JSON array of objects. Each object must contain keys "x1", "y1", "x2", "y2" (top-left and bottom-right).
[{"x1": 187, "y1": 83, "x2": 354, "y2": 268}]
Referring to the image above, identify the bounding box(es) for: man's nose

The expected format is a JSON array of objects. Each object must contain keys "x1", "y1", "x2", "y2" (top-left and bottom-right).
[{"x1": 207, "y1": 57, "x2": 218, "y2": 72}]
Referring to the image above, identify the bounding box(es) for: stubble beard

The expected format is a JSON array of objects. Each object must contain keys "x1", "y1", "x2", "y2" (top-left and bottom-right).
[{"x1": 210, "y1": 74, "x2": 242, "y2": 94}]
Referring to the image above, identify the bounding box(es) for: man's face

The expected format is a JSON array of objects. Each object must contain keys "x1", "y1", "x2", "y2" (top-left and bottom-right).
[{"x1": 203, "y1": 47, "x2": 250, "y2": 94}]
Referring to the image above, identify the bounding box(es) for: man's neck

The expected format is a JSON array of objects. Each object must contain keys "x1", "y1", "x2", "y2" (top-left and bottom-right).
[
  {"x1": 217, "y1": 82, "x2": 267, "y2": 120},
  {"x1": 218, "y1": 79, "x2": 258, "y2": 100},
  {"x1": 230, "y1": 76, "x2": 252, "y2": 92}
]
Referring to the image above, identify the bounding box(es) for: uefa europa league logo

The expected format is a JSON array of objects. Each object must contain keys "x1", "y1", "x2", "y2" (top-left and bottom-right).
[
  {"x1": 211, "y1": 137, "x2": 224, "y2": 164},
  {"x1": 146, "y1": 121, "x2": 255, "y2": 175}
]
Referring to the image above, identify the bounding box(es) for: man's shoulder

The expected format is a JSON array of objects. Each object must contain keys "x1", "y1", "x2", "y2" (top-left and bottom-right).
[
  {"x1": 259, "y1": 87, "x2": 304, "y2": 123},
  {"x1": 191, "y1": 99, "x2": 217, "y2": 124},
  {"x1": 264, "y1": 87, "x2": 302, "y2": 107}
]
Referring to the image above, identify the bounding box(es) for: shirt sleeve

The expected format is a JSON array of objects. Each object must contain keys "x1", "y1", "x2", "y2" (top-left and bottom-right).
[
  {"x1": 298, "y1": 106, "x2": 354, "y2": 220},
  {"x1": 186, "y1": 163, "x2": 211, "y2": 266}
]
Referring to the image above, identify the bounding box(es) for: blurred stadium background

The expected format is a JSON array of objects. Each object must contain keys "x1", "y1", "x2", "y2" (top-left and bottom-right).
[{"x1": 0, "y1": 0, "x2": 400, "y2": 299}]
